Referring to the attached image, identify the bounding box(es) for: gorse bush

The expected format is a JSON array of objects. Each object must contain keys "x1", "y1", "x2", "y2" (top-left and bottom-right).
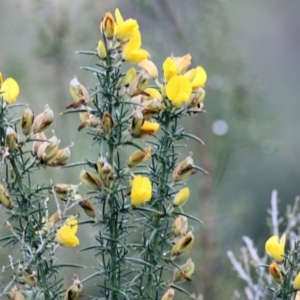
[{"x1": 0, "y1": 8, "x2": 208, "y2": 300}]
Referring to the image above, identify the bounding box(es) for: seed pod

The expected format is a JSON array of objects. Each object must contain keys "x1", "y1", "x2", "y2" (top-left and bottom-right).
[
  {"x1": 32, "y1": 105, "x2": 54, "y2": 133},
  {"x1": 80, "y1": 199, "x2": 96, "y2": 218},
  {"x1": 171, "y1": 231, "x2": 195, "y2": 259},
  {"x1": 172, "y1": 154, "x2": 196, "y2": 183},
  {"x1": 0, "y1": 183, "x2": 14, "y2": 210},
  {"x1": 101, "y1": 111, "x2": 114, "y2": 135},
  {"x1": 161, "y1": 288, "x2": 175, "y2": 300},
  {"x1": 173, "y1": 258, "x2": 195, "y2": 283},
  {"x1": 172, "y1": 216, "x2": 188, "y2": 237},
  {"x1": 5, "y1": 127, "x2": 17, "y2": 152},
  {"x1": 130, "y1": 110, "x2": 144, "y2": 138},
  {"x1": 23, "y1": 269, "x2": 37, "y2": 287},
  {"x1": 21, "y1": 108, "x2": 34, "y2": 136},
  {"x1": 64, "y1": 277, "x2": 83, "y2": 300},
  {"x1": 128, "y1": 146, "x2": 151, "y2": 168},
  {"x1": 31, "y1": 132, "x2": 46, "y2": 156},
  {"x1": 80, "y1": 170, "x2": 102, "y2": 191}
]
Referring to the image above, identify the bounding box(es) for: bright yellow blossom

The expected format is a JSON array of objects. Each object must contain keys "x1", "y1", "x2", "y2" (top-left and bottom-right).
[
  {"x1": 139, "y1": 121, "x2": 160, "y2": 136},
  {"x1": 131, "y1": 175, "x2": 152, "y2": 207},
  {"x1": 265, "y1": 234, "x2": 286, "y2": 263},
  {"x1": 145, "y1": 88, "x2": 163, "y2": 101},
  {"x1": 56, "y1": 216, "x2": 79, "y2": 247},
  {"x1": 122, "y1": 28, "x2": 150, "y2": 64},
  {"x1": 0, "y1": 73, "x2": 19, "y2": 103},
  {"x1": 184, "y1": 66, "x2": 207, "y2": 89},
  {"x1": 163, "y1": 57, "x2": 177, "y2": 81},
  {"x1": 115, "y1": 8, "x2": 139, "y2": 42},
  {"x1": 294, "y1": 272, "x2": 300, "y2": 290},
  {"x1": 166, "y1": 75, "x2": 192, "y2": 107}
]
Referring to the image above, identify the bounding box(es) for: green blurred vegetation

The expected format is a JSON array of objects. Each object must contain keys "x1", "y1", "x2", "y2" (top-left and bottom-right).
[{"x1": 1, "y1": 0, "x2": 300, "y2": 298}]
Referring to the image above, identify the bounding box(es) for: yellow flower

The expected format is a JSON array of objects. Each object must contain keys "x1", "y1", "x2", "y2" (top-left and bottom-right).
[
  {"x1": 166, "y1": 75, "x2": 192, "y2": 107},
  {"x1": 145, "y1": 88, "x2": 163, "y2": 101},
  {"x1": 173, "y1": 187, "x2": 190, "y2": 208},
  {"x1": 269, "y1": 262, "x2": 282, "y2": 284},
  {"x1": 184, "y1": 66, "x2": 207, "y2": 89},
  {"x1": 0, "y1": 74, "x2": 19, "y2": 103},
  {"x1": 122, "y1": 28, "x2": 150, "y2": 63},
  {"x1": 139, "y1": 121, "x2": 160, "y2": 136},
  {"x1": 131, "y1": 175, "x2": 152, "y2": 207},
  {"x1": 265, "y1": 234, "x2": 286, "y2": 263},
  {"x1": 56, "y1": 216, "x2": 79, "y2": 247},
  {"x1": 163, "y1": 57, "x2": 177, "y2": 81},
  {"x1": 294, "y1": 272, "x2": 300, "y2": 290},
  {"x1": 172, "y1": 53, "x2": 192, "y2": 75},
  {"x1": 100, "y1": 12, "x2": 117, "y2": 40},
  {"x1": 115, "y1": 8, "x2": 139, "y2": 43}
]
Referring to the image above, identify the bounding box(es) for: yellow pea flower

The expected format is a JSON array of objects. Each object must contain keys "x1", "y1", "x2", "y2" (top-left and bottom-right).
[
  {"x1": 294, "y1": 272, "x2": 300, "y2": 290},
  {"x1": 166, "y1": 75, "x2": 192, "y2": 108},
  {"x1": 145, "y1": 88, "x2": 163, "y2": 101},
  {"x1": 122, "y1": 28, "x2": 150, "y2": 63},
  {"x1": 0, "y1": 73, "x2": 19, "y2": 103},
  {"x1": 265, "y1": 234, "x2": 286, "y2": 263},
  {"x1": 115, "y1": 8, "x2": 139, "y2": 43},
  {"x1": 56, "y1": 216, "x2": 79, "y2": 247},
  {"x1": 269, "y1": 262, "x2": 282, "y2": 284},
  {"x1": 100, "y1": 12, "x2": 117, "y2": 40},
  {"x1": 163, "y1": 57, "x2": 177, "y2": 81},
  {"x1": 184, "y1": 66, "x2": 207, "y2": 89},
  {"x1": 139, "y1": 121, "x2": 160, "y2": 136},
  {"x1": 131, "y1": 175, "x2": 152, "y2": 207},
  {"x1": 173, "y1": 187, "x2": 190, "y2": 208}
]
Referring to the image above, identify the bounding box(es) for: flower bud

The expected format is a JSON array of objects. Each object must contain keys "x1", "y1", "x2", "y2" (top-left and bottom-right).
[
  {"x1": 5, "y1": 127, "x2": 17, "y2": 152},
  {"x1": 138, "y1": 59, "x2": 158, "y2": 80},
  {"x1": 31, "y1": 132, "x2": 46, "y2": 156},
  {"x1": 64, "y1": 277, "x2": 83, "y2": 300},
  {"x1": 32, "y1": 105, "x2": 54, "y2": 133},
  {"x1": 171, "y1": 231, "x2": 195, "y2": 259},
  {"x1": 130, "y1": 110, "x2": 144, "y2": 138},
  {"x1": 21, "y1": 108, "x2": 34, "y2": 136},
  {"x1": 102, "y1": 111, "x2": 114, "y2": 135},
  {"x1": 80, "y1": 170, "x2": 102, "y2": 191},
  {"x1": 68, "y1": 77, "x2": 89, "y2": 108},
  {"x1": 128, "y1": 146, "x2": 151, "y2": 168},
  {"x1": 145, "y1": 88, "x2": 163, "y2": 101},
  {"x1": 173, "y1": 187, "x2": 190, "y2": 208},
  {"x1": 269, "y1": 262, "x2": 282, "y2": 284},
  {"x1": 123, "y1": 67, "x2": 137, "y2": 87},
  {"x1": 172, "y1": 216, "x2": 188, "y2": 237},
  {"x1": 23, "y1": 269, "x2": 37, "y2": 287},
  {"x1": 47, "y1": 145, "x2": 72, "y2": 167},
  {"x1": 80, "y1": 199, "x2": 96, "y2": 218},
  {"x1": 161, "y1": 288, "x2": 175, "y2": 300},
  {"x1": 0, "y1": 183, "x2": 14, "y2": 210},
  {"x1": 173, "y1": 258, "x2": 195, "y2": 283},
  {"x1": 97, "y1": 39, "x2": 107, "y2": 59},
  {"x1": 172, "y1": 154, "x2": 196, "y2": 183},
  {"x1": 8, "y1": 286, "x2": 24, "y2": 300},
  {"x1": 137, "y1": 72, "x2": 149, "y2": 91},
  {"x1": 101, "y1": 12, "x2": 116, "y2": 40}
]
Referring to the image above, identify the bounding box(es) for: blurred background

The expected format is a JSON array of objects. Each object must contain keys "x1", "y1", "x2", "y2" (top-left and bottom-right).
[{"x1": 1, "y1": 0, "x2": 300, "y2": 298}]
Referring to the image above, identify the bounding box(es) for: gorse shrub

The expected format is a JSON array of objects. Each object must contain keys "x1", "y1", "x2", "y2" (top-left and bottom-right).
[{"x1": 0, "y1": 7, "x2": 208, "y2": 300}]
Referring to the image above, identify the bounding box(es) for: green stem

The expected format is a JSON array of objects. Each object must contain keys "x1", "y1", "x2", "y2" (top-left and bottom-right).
[
  {"x1": 39, "y1": 262, "x2": 51, "y2": 299},
  {"x1": 146, "y1": 112, "x2": 170, "y2": 299}
]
